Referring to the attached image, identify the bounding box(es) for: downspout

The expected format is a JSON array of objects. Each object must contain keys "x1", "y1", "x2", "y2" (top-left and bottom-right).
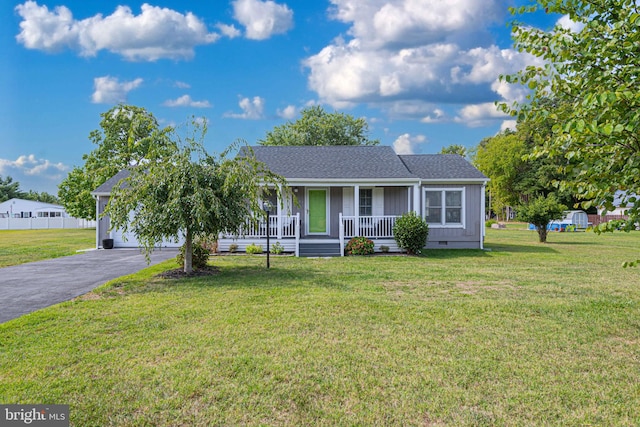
[
  {"x1": 94, "y1": 195, "x2": 100, "y2": 249},
  {"x1": 481, "y1": 183, "x2": 486, "y2": 250}
]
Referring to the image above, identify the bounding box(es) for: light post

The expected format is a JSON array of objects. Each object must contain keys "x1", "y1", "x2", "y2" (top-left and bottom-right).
[{"x1": 263, "y1": 201, "x2": 272, "y2": 269}]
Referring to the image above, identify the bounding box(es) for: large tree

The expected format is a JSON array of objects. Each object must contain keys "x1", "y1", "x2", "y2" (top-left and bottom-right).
[
  {"x1": 473, "y1": 126, "x2": 575, "y2": 219},
  {"x1": 259, "y1": 106, "x2": 379, "y2": 146},
  {"x1": 502, "y1": 0, "x2": 640, "y2": 228},
  {"x1": 106, "y1": 121, "x2": 288, "y2": 273},
  {"x1": 58, "y1": 105, "x2": 173, "y2": 219}
]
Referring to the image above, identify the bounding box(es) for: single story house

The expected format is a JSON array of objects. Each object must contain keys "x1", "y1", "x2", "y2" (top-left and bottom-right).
[
  {"x1": 92, "y1": 146, "x2": 488, "y2": 255},
  {"x1": 0, "y1": 198, "x2": 69, "y2": 219}
]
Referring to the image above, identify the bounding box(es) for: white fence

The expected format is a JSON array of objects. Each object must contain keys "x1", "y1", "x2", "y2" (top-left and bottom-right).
[{"x1": 0, "y1": 217, "x2": 96, "y2": 230}]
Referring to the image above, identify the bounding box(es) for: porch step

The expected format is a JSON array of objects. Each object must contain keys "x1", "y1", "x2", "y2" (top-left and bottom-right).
[{"x1": 299, "y1": 242, "x2": 342, "y2": 257}]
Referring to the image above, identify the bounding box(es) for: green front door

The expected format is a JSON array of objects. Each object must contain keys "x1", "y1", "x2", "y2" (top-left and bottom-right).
[{"x1": 308, "y1": 189, "x2": 327, "y2": 234}]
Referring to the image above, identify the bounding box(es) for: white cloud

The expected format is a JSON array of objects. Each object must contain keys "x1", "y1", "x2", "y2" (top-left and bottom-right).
[
  {"x1": 91, "y1": 76, "x2": 143, "y2": 104},
  {"x1": 232, "y1": 0, "x2": 294, "y2": 40},
  {"x1": 15, "y1": 1, "x2": 219, "y2": 61},
  {"x1": 455, "y1": 102, "x2": 508, "y2": 127},
  {"x1": 304, "y1": 0, "x2": 541, "y2": 124},
  {"x1": 224, "y1": 96, "x2": 265, "y2": 119},
  {"x1": 174, "y1": 81, "x2": 191, "y2": 89},
  {"x1": 277, "y1": 105, "x2": 297, "y2": 119},
  {"x1": 0, "y1": 154, "x2": 68, "y2": 178},
  {"x1": 392, "y1": 133, "x2": 427, "y2": 155},
  {"x1": 163, "y1": 95, "x2": 211, "y2": 108},
  {"x1": 216, "y1": 23, "x2": 242, "y2": 39},
  {"x1": 500, "y1": 120, "x2": 518, "y2": 132},
  {"x1": 556, "y1": 14, "x2": 585, "y2": 33}
]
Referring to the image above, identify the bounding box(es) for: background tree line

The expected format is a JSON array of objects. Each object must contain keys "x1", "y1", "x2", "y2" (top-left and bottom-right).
[{"x1": 0, "y1": 175, "x2": 59, "y2": 204}]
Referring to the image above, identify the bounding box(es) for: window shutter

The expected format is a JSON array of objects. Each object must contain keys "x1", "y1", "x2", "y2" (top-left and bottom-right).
[
  {"x1": 343, "y1": 187, "x2": 354, "y2": 216},
  {"x1": 373, "y1": 188, "x2": 384, "y2": 216}
]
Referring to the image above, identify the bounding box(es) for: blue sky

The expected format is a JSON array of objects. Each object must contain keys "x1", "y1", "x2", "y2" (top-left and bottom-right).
[{"x1": 2, "y1": 0, "x2": 560, "y2": 194}]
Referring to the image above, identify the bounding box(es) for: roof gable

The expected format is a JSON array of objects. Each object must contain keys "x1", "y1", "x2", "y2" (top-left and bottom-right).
[{"x1": 91, "y1": 169, "x2": 131, "y2": 194}]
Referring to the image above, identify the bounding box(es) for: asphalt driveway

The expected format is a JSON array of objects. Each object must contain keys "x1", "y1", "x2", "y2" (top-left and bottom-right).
[{"x1": 0, "y1": 248, "x2": 178, "y2": 324}]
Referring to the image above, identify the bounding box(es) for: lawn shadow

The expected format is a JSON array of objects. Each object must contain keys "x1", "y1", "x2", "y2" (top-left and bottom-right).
[
  {"x1": 170, "y1": 260, "x2": 350, "y2": 292},
  {"x1": 485, "y1": 243, "x2": 558, "y2": 254}
]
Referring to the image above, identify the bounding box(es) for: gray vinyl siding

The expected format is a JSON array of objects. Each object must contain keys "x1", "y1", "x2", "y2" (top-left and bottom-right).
[
  {"x1": 384, "y1": 187, "x2": 408, "y2": 216},
  {"x1": 424, "y1": 184, "x2": 483, "y2": 249}
]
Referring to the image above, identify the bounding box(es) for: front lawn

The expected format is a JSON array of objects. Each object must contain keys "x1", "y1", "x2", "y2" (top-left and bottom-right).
[
  {"x1": 1, "y1": 227, "x2": 639, "y2": 425},
  {"x1": 0, "y1": 229, "x2": 95, "y2": 267}
]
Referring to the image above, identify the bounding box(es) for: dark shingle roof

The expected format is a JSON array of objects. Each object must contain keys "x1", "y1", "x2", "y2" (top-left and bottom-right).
[
  {"x1": 91, "y1": 169, "x2": 131, "y2": 194},
  {"x1": 399, "y1": 154, "x2": 487, "y2": 180},
  {"x1": 246, "y1": 146, "x2": 417, "y2": 179}
]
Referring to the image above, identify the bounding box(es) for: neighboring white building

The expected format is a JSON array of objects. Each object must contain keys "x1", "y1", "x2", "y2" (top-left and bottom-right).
[
  {"x1": 597, "y1": 190, "x2": 635, "y2": 216},
  {"x1": 0, "y1": 198, "x2": 69, "y2": 219},
  {"x1": 0, "y1": 198, "x2": 95, "y2": 230}
]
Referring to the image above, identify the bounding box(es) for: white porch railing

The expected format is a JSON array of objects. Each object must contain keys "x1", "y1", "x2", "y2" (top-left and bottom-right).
[
  {"x1": 222, "y1": 213, "x2": 300, "y2": 239},
  {"x1": 340, "y1": 214, "x2": 398, "y2": 239}
]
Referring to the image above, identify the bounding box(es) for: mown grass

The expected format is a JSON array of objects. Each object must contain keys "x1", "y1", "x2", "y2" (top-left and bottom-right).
[
  {"x1": 0, "y1": 229, "x2": 95, "y2": 267},
  {"x1": 1, "y1": 227, "x2": 639, "y2": 426}
]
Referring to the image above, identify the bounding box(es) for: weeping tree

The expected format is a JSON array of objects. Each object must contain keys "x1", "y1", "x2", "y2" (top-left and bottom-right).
[{"x1": 105, "y1": 120, "x2": 288, "y2": 273}]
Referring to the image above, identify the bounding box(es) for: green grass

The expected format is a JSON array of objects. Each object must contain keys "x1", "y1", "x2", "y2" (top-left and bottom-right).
[
  {"x1": 0, "y1": 229, "x2": 95, "y2": 267},
  {"x1": 1, "y1": 228, "x2": 639, "y2": 426}
]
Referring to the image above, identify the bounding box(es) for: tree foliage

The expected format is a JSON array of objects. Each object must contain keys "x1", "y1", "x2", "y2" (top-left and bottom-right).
[
  {"x1": 259, "y1": 106, "x2": 379, "y2": 146},
  {"x1": 58, "y1": 105, "x2": 172, "y2": 219},
  {"x1": 439, "y1": 144, "x2": 467, "y2": 157},
  {"x1": 105, "y1": 120, "x2": 288, "y2": 273},
  {"x1": 502, "y1": 0, "x2": 640, "y2": 229},
  {"x1": 473, "y1": 126, "x2": 575, "y2": 219},
  {"x1": 516, "y1": 194, "x2": 566, "y2": 243},
  {"x1": 0, "y1": 176, "x2": 25, "y2": 202}
]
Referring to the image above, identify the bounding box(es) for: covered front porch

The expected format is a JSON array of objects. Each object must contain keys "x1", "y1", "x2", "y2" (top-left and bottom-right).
[{"x1": 217, "y1": 212, "x2": 403, "y2": 257}]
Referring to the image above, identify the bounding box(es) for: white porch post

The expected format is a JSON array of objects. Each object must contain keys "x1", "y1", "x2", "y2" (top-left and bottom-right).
[
  {"x1": 95, "y1": 197, "x2": 100, "y2": 249},
  {"x1": 277, "y1": 184, "x2": 282, "y2": 239},
  {"x1": 413, "y1": 184, "x2": 420, "y2": 215},
  {"x1": 339, "y1": 212, "x2": 344, "y2": 257},
  {"x1": 295, "y1": 212, "x2": 300, "y2": 257},
  {"x1": 354, "y1": 184, "x2": 360, "y2": 236}
]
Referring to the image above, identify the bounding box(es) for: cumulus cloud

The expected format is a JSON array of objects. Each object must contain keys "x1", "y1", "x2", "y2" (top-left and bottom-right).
[
  {"x1": 304, "y1": 0, "x2": 540, "y2": 126},
  {"x1": 454, "y1": 102, "x2": 508, "y2": 127},
  {"x1": 277, "y1": 105, "x2": 297, "y2": 119},
  {"x1": 163, "y1": 95, "x2": 211, "y2": 108},
  {"x1": 392, "y1": 133, "x2": 427, "y2": 155},
  {"x1": 500, "y1": 120, "x2": 518, "y2": 132},
  {"x1": 91, "y1": 76, "x2": 143, "y2": 104},
  {"x1": 556, "y1": 14, "x2": 585, "y2": 33},
  {"x1": 216, "y1": 23, "x2": 242, "y2": 39},
  {"x1": 232, "y1": 0, "x2": 294, "y2": 40},
  {"x1": 15, "y1": 1, "x2": 219, "y2": 61},
  {"x1": 224, "y1": 96, "x2": 265, "y2": 119},
  {"x1": 0, "y1": 154, "x2": 68, "y2": 178}
]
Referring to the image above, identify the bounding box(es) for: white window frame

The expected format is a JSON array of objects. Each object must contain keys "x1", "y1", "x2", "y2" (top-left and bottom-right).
[{"x1": 423, "y1": 187, "x2": 465, "y2": 228}]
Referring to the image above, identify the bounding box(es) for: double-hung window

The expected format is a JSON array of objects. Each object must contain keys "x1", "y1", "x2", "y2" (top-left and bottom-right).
[
  {"x1": 359, "y1": 189, "x2": 372, "y2": 216},
  {"x1": 424, "y1": 188, "x2": 464, "y2": 227}
]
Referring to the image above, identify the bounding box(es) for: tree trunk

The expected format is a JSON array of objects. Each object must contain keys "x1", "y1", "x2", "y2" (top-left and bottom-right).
[
  {"x1": 184, "y1": 228, "x2": 193, "y2": 273},
  {"x1": 537, "y1": 226, "x2": 548, "y2": 243}
]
